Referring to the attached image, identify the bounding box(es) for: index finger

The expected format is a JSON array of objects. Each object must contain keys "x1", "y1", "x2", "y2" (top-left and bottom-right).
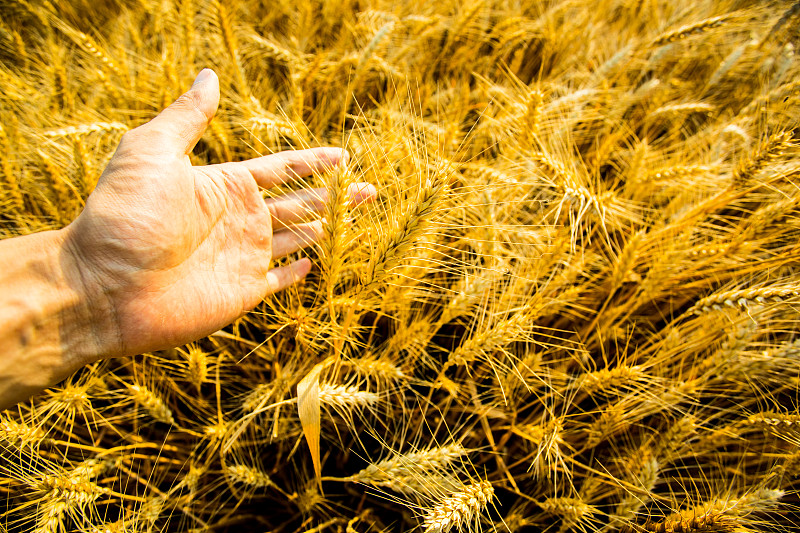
[{"x1": 236, "y1": 147, "x2": 348, "y2": 189}]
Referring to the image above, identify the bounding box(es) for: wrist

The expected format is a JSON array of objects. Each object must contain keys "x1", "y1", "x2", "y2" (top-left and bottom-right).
[
  {"x1": 57, "y1": 226, "x2": 123, "y2": 363},
  {"x1": 0, "y1": 229, "x2": 116, "y2": 407}
]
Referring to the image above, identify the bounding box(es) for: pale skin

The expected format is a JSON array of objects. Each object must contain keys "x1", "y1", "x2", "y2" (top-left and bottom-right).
[{"x1": 0, "y1": 69, "x2": 375, "y2": 409}]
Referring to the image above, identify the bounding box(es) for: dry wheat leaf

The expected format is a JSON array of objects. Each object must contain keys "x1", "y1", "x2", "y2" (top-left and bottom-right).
[{"x1": 297, "y1": 356, "x2": 335, "y2": 480}]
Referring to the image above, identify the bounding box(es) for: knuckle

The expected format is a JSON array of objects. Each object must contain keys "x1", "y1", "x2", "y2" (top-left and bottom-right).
[{"x1": 119, "y1": 128, "x2": 142, "y2": 146}]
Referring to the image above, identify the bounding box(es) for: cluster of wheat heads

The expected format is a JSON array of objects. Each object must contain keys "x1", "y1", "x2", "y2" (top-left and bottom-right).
[{"x1": 1, "y1": 0, "x2": 800, "y2": 531}]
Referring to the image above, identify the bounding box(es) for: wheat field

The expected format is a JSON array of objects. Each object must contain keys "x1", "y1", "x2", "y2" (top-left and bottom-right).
[{"x1": 1, "y1": 0, "x2": 800, "y2": 532}]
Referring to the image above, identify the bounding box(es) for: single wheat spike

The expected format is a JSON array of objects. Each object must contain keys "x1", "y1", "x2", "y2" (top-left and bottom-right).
[
  {"x1": 71, "y1": 457, "x2": 117, "y2": 480},
  {"x1": 653, "y1": 416, "x2": 697, "y2": 462},
  {"x1": 439, "y1": 0, "x2": 485, "y2": 65},
  {"x1": 530, "y1": 151, "x2": 572, "y2": 183},
  {"x1": 688, "y1": 242, "x2": 736, "y2": 258},
  {"x1": 43, "y1": 122, "x2": 127, "y2": 139},
  {"x1": 355, "y1": 9, "x2": 398, "y2": 34},
  {"x1": 647, "y1": 103, "x2": 715, "y2": 121},
  {"x1": 127, "y1": 384, "x2": 175, "y2": 425},
  {"x1": 759, "y1": 1, "x2": 800, "y2": 48},
  {"x1": 72, "y1": 136, "x2": 93, "y2": 197},
  {"x1": 248, "y1": 32, "x2": 296, "y2": 64},
  {"x1": 40, "y1": 150, "x2": 76, "y2": 225},
  {"x1": 651, "y1": 14, "x2": 731, "y2": 46},
  {"x1": 446, "y1": 309, "x2": 528, "y2": 368},
  {"x1": 241, "y1": 382, "x2": 273, "y2": 413},
  {"x1": 34, "y1": 467, "x2": 106, "y2": 533},
  {"x1": 214, "y1": 0, "x2": 249, "y2": 98},
  {"x1": 747, "y1": 411, "x2": 800, "y2": 440},
  {"x1": 5, "y1": 26, "x2": 29, "y2": 71},
  {"x1": 0, "y1": 414, "x2": 45, "y2": 447},
  {"x1": 362, "y1": 172, "x2": 446, "y2": 289},
  {"x1": 643, "y1": 165, "x2": 715, "y2": 183},
  {"x1": 384, "y1": 315, "x2": 435, "y2": 360},
  {"x1": 321, "y1": 164, "x2": 354, "y2": 310},
  {"x1": 348, "y1": 444, "x2": 466, "y2": 495},
  {"x1": 726, "y1": 488, "x2": 784, "y2": 514},
  {"x1": 578, "y1": 365, "x2": 646, "y2": 395},
  {"x1": 733, "y1": 131, "x2": 793, "y2": 184},
  {"x1": 739, "y1": 80, "x2": 800, "y2": 116},
  {"x1": 35, "y1": 499, "x2": 71, "y2": 533},
  {"x1": 746, "y1": 194, "x2": 800, "y2": 234},
  {"x1": 184, "y1": 344, "x2": 208, "y2": 390},
  {"x1": 625, "y1": 141, "x2": 649, "y2": 185},
  {"x1": 225, "y1": 464, "x2": 274, "y2": 488},
  {"x1": 706, "y1": 40, "x2": 751, "y2": 90},
  {"x1": 422, "y1": 480, "x2": 494, "y2": 533},
  {"x1": 690, "y1": 285, "x2": 800, "y2": 314},
  {"x1": 351, "y1": 21, "x2": 395, "y2": 89},
  {"x1": 207, "y1": 118, "x2": 231, "y2": 161},
  {"x1": 461, "y1": 163, "x2": 517, "y2": 185},
  {"x1": 51, "y1": 60, "x2": 72, "y2": 112},
  {"x1": 347, "y1": 357, "x2": 405, "y2": 381},
  {"x1": 318, "y1": 384, "x2": 379, "y2": 411},
  {"x1": 615, "y1": 456, "x2": 660, "y2": 522},
  {"x1": 514, "y1": 418, "x2": 565, "y2": 481},
  {"x1": 439, "y1": 273, "x2": 493, "y2": 325},
  {"x1": 180, "y1": 0, "x2": 195, "y2": 65},
  {"x1": 139, "y1": 496, "x2": 164, "y2": 526},
  {"x1": 245, "y1": 115, "x2": 299, "y2": 142},
  {"x1": 586, "y1": 400, "x2": 633, "y2": 447},
  {"x1": 0, "y1": 122, "x2": 23, "y2": 213},
  {"x1": 540, "y1": 497, "x2": 597, "y2": 527},
  {"x1": 610, "y1": 232, "x2": 644, "y2": 290},
  {"x1": 53, "y1": 21, "x2": 120, "y2": 78},
  {"x1": 594, "y1": 45, "x2": 634, "y2": 80},
  {"x1": 524, "y1": 88, "x2": 544, "y2": 134},
  {"x1": 46, "y1": 382, "x2": 91, "y2": 413},
  {"x1": 620, "y1": 513, "x2": 734, "y2": 533},
  {"x1": 707, "y1": 318, "x2": 758, "y2": 376}
]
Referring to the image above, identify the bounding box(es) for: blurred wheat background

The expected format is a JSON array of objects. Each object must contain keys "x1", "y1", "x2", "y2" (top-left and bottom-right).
[{"x1": 1, "y1": 0, "x2": 800, "y2": 531}]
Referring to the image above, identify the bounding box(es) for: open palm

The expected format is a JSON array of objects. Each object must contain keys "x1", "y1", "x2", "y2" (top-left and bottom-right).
[{"x1": 63, "y1": 69, "x2": 373, "y2": 358}]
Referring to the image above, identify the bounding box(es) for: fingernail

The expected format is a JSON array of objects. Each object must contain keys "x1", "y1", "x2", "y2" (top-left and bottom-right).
[{"x1": 192, "y1": 68, "x2": 213, "y2": 88}]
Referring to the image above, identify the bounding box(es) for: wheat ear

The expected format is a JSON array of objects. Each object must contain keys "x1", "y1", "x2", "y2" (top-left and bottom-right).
[
  {"x1": 0, "y1": 123, "x2": 23, "y2": 213},
  {"x1": 732, "y1": 131, "x2": 793, "y2": 184},
  {"x1": 651, "y1": 14, "x2": 731, "y2": 47},
  {"x1": 127, "y1": 384, "x2": 175, "y2": 425},
  {"x1": 362, "y1": 172, "x2": 447, "y2": 289},
  {"x1": 346, "y1": 444, "x2": 466, "y2": 495},
  {"x1": 690, "y1": 285, "x2": 800, "y2": 314},
  {"x1": 422, "y1": 480, "x2": 494, "y2": 533}
]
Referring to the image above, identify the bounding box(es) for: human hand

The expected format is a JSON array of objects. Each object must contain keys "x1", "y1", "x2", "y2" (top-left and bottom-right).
[{"x1": 61, "y1": 68, "x2": 375, "y2": 360}]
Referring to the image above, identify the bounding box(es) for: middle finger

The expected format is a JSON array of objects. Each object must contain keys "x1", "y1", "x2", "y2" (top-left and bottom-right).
[{"x1": 266, "y1": 183, "x2": 377, "y2": 229}]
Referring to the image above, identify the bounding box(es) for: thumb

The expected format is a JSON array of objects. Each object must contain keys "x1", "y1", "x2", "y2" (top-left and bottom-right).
[{"x1": 144, "y1": 68, "x2": 220, "y2": 156}]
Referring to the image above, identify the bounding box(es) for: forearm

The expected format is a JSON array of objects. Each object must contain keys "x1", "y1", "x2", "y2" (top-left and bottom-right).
[{"x1": 0, "y1": 230, "x2": 104, "y2": 409}]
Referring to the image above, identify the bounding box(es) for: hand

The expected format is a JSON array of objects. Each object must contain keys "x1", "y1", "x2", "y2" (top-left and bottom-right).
[{"x1": 62, "y1": 68, "x2": 374, "y2": 359}]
